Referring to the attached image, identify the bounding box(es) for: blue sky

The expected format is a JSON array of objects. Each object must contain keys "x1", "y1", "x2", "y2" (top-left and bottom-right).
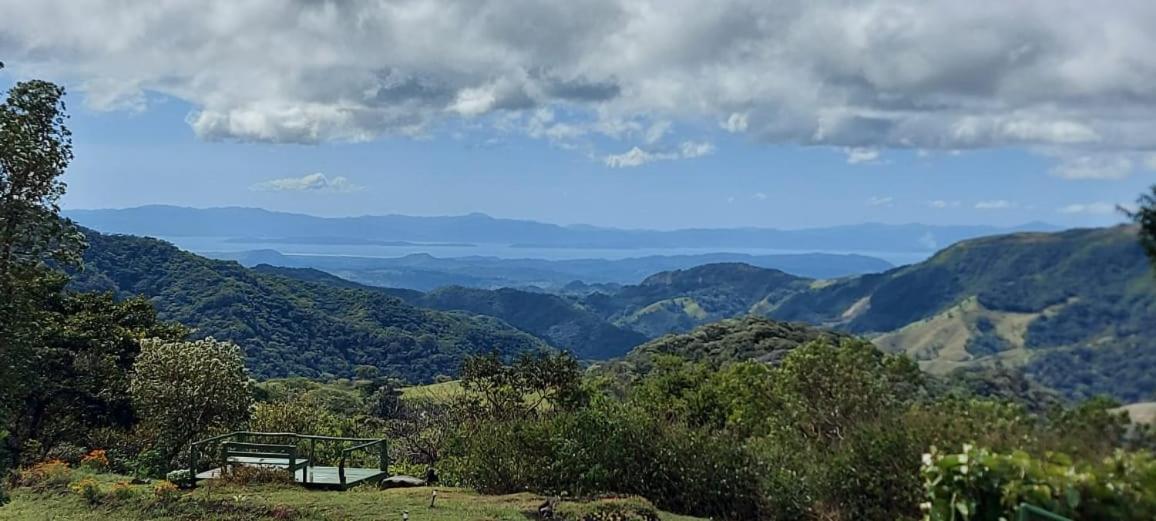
[
  {"x1": 55, "y1": 94, "x2": 1146, "y2": 230},
  {"x1": 5, "y1": 1, "x2": 1155, "y2": 230}
]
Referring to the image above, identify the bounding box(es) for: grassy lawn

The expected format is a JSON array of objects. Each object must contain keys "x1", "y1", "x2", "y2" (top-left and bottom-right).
[{"x1": 2, "y1": 471, "x2": 704, "y2": 521}]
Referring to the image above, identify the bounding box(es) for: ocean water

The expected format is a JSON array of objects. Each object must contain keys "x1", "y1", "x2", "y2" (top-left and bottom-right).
[{"x1": 157, "y1": 236, "x2": 931, "y2": 266}]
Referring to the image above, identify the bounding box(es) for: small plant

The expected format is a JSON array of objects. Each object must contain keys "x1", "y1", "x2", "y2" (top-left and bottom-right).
[
  {"x1": 166, "y1": 469, "x2": 192, "y2": 485},
  {"x1": 80, "y1": 449, "x2": 111, "y2": 472},
  {"x1": 108, "y1": 481, "x2": 135, "y2": 501},
  {"x1": 16, "y1": 459, "x2": 72, "y2": 490},
  {"x1": 70, "y1": 477, "x2": 103, "y2": 505},
  {"x1": 45, "y1": 443, "x2": 87, "y2": 466},
  {"x1": 152, "y1": 480, "x2": 179, "y2": 501}
]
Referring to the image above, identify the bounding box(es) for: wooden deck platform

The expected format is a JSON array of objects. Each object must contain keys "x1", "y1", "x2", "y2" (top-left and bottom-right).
[{"x1": 195, "y1": 465, "x2": 389, "y2": 490}]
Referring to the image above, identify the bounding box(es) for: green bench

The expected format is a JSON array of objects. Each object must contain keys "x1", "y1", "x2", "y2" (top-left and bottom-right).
[{"x1": 221, "y1": 441, "x2": 308, "y2": 480}]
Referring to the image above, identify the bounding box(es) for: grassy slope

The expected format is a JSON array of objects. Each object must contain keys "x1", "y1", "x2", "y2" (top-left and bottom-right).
[{"x1": 4, "y1": 479, "x2": 703, "y2": 521}]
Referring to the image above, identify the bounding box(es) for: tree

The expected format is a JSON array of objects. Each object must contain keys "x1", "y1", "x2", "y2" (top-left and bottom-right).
[
  {"x1": 1127, "y1": 186, "x2": 1156, "y2": 266},
  {"x1": 129, "y1": 338, "x2": 252, "y2": 466},
  {"x1": 460, "y1": 350, "x2": 586, "y2": 420},
  {"x1": 10, "y1": 293, "x2": 184, "y2": 461},
  {"x1": 0, "y1": 69, "x2": 84, "y2": 479}
]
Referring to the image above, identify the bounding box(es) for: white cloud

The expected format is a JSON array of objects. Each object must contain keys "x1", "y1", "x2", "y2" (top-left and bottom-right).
[
  {"x1": 752, "y1": 192, "x2": 768, "y2": 200},
  {"x1": 1057, "y1": 202, "x2": 1118, "y2": 215},
  {"x1": 927, "y1": 200, "x2": 961, "y2": 209},
  {"x1": 1050, "y1": 154, "x2": 1134, "y2": 180},
  {"x1": 603, "y1": 141, "x2": 715, "y2": 168},
  {"x1": 250, "y1": 173, "x2": 363, "y2": 193},
  {"x1": 975, "y1": 200, "x2": 1017, "y2": 210},
  {"x1": 5, "y1": 0, "x2": 1156, "y2": 170},
  {"x1": 722, "y1": 113, "x2": 749, "y2": 133},
  {"x1": 866, "y1": 196, "x2": 894, "y2": 207},
  {"x1": 845, "y1": 147, "x2": 881, "y2": 165},
  {"x1": 679, "y1": 141, "x2": 716, "y2": 158}
]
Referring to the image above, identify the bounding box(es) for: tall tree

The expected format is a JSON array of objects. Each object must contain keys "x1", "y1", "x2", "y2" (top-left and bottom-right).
[
  {"x1": 0, "y1": 67, "x2": 84, "y2": 476},
  {"x1": 1128, "y1": 186, "x2": 1156, "y2": 266}
]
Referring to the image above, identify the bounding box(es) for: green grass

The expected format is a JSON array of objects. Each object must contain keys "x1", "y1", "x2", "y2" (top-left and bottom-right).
[{"x1": 3, "y1": 473, "x2": 705, "y2": 521}]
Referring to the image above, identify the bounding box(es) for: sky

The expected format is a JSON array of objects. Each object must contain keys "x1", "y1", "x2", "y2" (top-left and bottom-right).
[{"x1": 2, "y1": 0, "x2": 1156, "y2": 230}]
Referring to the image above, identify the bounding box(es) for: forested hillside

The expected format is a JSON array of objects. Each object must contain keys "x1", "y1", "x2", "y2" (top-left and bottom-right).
[
  {"x1": 253, "y1": 265, "x2": 647, "y2": 360},
  {"x1": 583, "y1": 263, "x2": 812, "y2": 337},
  {"x1": 70, "y1": 231, "x2": 548, "y2": 381}
]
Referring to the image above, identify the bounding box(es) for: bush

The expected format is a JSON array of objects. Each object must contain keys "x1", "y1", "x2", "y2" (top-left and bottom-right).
[
  {"x1": 152, "y1": 480, "x2": 179, "y2": 501},
  {"x1": 16, "y1": 460, "x2": 72, "y2": 490},
  {"x1": 80, "y1": 449, "x2": 111, "y2": 472},
  {"x1": 108, "y1": 481, "x2": 135, "y2": 502},
  {"x1": 45, "y1": 443, "x2": 86, "y2": 466},
  {"x1": 556, "y1": 497, "x2": 661, "y2": 521},
  {"x1": 166, "y1": 469, "x2": 192, "y2": 485},
  {"x1": 921, "y1": 444, "x2": 1156, "y2": 521},
  {"x1": 70, "y1": 477, "x2": 103, "y2": 505}
]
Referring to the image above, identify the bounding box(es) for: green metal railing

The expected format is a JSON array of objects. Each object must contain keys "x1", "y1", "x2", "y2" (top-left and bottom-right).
[{"x1": 188, "y1": 431, "x2": 388, "y2": 487}]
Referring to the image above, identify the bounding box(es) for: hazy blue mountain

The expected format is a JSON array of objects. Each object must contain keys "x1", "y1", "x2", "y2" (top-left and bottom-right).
[
  {"x1": 209, "y1": 249, "x2": 893, "y2": 290},
  {"x1": 65, "y1": 205, "x2": 1058, "y2": 254}
]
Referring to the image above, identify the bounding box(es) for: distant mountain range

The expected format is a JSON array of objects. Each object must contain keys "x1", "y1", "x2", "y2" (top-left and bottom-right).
[
  {"x1": 65, "y1": 205, "x2": 1058, "y2": 253},
  {"x1": 213, "y1": 249, "x2": 893, "y2": 290}
]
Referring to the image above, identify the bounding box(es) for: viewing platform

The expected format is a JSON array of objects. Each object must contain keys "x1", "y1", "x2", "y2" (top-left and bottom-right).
[{"x1": 189, "y1": 431, "x2": 390, "y2": 490}]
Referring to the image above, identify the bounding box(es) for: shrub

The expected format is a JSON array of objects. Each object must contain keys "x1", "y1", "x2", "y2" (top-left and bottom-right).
[
  {"x1": 921, "y1": 444, "x2": 1156, "y2": 521},
  {"x1": 45, "y1": 443, "x2": 87, "y2": 466},
  {"x1": 166, "y1": 469, "x2": 192, "y2": 485},
  {"x1": 108, "y1": 481, "x2": 135, "y2": 501},
  {"x1": 16, "y1": 459, "x2": 72, "y2": 490},
  {"x1": 70, "y1": 477, "x2": 103, "y2": 505},
  {"x1": 80, "y1": 449, "x2": 111, "y2": 472},
  {"x1": 152, "y1": 480, "x2": 179, "y2": 501},
  {"x1": 556, "y1": 497, "x2": 662, "y2": 521}
]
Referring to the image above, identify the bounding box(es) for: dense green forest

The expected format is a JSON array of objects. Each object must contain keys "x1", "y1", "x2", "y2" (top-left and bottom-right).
[{"x1": 70, "y1": 231, "x2": 548, "y2": 381}]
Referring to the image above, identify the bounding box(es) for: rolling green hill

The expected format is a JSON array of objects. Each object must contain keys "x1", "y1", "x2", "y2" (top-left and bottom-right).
[
  {"x1": 573, "y1": 227, "x2": 1156, "y2": 401},
  {"x1": 620, "y1": 315, "x2": 851, "y2": 371},
  {"x1": 583, "y1": 263, "x2": 812, "y2": 337},
  {"x1": 253, "y1": 265, "x2": 647, "y2": 360},
  {"x1": 70, "y1": 231, "x2": 549, "y2": 381}
]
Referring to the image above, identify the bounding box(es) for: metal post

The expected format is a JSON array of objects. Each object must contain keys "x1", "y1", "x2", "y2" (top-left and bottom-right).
[{"x1": 379, "y1": 440, "x2": 389, "y2": 472}]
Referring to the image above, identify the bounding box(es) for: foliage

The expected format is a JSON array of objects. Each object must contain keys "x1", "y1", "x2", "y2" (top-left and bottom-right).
[
  {"x1": 409, "y1": 285, "x2": 648, "y2": 360},
  {"x1": 1027, "y1": 340, "x2": 1156, "y2": 402},
  {"x1": 130, "y1": 338, "x2": 252, "y2": 466},
  {"x1": 164, "y1": 469, "x2": 191, "y2": 485},
  {"x1": 460, "y1": 350, "x2": 587, "y2": 419},
  {"x1": 8, "y1": 293, "x2": 184, "y2": 469},
  {"x1": 1127, "y1": 185, "x2": 1156, "y2": 266},
  {"x1": 71, "y1": 230, "x2": 550, "y2": 381},
  {"x1": 0, "y1": 75, "x2": 85, "y2": 479},
  {"x1": 15, "y1": 460, "x2": 71, "y2": 490},
  {"x1": 70, "y1": 477, "x2": 102, "y2": 505},
  {"x1": 921, "y1": 444, "x2": 1156, "y2": 521},
  {"x1": 79, "y1": 449, "x2": 110, "y2": 472}
]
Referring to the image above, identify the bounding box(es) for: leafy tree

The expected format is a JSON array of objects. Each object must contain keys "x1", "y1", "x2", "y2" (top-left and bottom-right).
[
  {"x1": 10, "y1": 293, "x2": 184, "y2": 462},
  {"x1": 0, "y1": 71, "x2": 84, "y2": 479},
  {"x1": 1128, "y1": 185, "x2": 1156, "y2": 266},
  {"x1": 460, "y1": 350, "x2": 585, "y2": 419},
  {"x1": 129, "y1": 338, "x2": 252, "y2": 466}
]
